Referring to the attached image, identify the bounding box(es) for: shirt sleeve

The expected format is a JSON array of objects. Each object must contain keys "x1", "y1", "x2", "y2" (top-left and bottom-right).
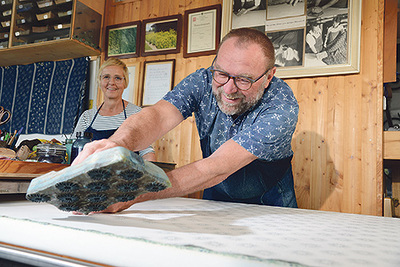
[{"x1": 163, "y1": 68, "x2": 211, "y2": 119}]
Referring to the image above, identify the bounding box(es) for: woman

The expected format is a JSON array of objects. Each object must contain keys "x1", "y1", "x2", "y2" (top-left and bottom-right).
[
  {"x1": 322, "y1": 15, "x2": 347, "y2": 65},
  {"x1": 73, "y1": 58, "x2": 156, "y2": 161}
]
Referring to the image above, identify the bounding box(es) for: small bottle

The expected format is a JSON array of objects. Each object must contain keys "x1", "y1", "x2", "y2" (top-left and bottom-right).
[
  {"x1": 70, "y1": 132, "x2": 92, "y2": 163},
  {"x1": 64, "y1": 138, "x2": 75, "y2": 164}
]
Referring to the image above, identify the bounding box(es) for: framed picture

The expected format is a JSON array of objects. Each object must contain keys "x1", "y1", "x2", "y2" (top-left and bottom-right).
[
  {"x1": 221, "y1": 0, "x2": 362, "y2": 78},
  {"x1": 183, "y1": 4, "x2": 222, "y2": 58},
  {"x1": 105, "y1": 21, "x2": 141, "y2": 59},
  {"x1": 122, "y1": 62, "x2": 140, "y2": 105},
  {"x1": 141, "y1": 15, "x2": 182, "y2": 57},
  {"x1": 141, "y1": 60, "x2": 175, "y2": 106}
]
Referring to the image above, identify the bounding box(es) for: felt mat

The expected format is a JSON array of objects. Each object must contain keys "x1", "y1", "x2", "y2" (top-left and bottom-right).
[{"x1": 0, "y1": 197, "x2": 399, "y2": 266}]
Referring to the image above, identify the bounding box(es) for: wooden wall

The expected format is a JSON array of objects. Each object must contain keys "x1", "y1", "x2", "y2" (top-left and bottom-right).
[{"x1": 99, "y1": 0, "x2": 385, "y2": 215}]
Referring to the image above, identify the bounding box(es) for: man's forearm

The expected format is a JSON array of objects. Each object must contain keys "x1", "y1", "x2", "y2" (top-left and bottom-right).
[{"x1": 109, "y1": 100, "x2": 184, "y2": 152}]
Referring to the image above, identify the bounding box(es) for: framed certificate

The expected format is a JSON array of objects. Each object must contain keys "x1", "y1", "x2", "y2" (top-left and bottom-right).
[
  {"x1": 141, "y1": 60, "x2": 175, "y2": 106},
  {"x1": 184, "y1": 5, "x2": 222, "y2": 58}
]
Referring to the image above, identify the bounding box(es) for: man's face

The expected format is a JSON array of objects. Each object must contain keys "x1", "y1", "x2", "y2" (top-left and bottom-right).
[{"x1": 212, "y1": 38, "x2": 275, "y2": 116}]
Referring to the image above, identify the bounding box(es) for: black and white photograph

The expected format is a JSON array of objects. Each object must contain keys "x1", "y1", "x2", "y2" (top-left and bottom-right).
[
  {"x1": 231, "y1": 0, "x2": 266, "y2": 29},
  {"x1": 222, "y1": 0, "x2": 360, "y2": 78},
  {"x1": 304, "y1": 14, "x2": 348, "y2": 67},
  {"x1": 267, "y1": 0, "x2": 306, "y2": 20},
  {"x1": 306, "y1": 0, "x2": 348, "y2": 17},
  {"x1": 304, "y1": 0, "x2": 349, "y2": 67},
  {"x1": 267, "y1": 29, "x2": 304, "y2": 67}
]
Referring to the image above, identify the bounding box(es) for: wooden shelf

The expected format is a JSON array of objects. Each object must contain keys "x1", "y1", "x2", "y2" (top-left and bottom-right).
[
  {"x1": 0, "y1": 38, "x2": 99, "y2": 66},
  {"x1": 0, "y1": 0, "x2": 101, "y2": 66}
]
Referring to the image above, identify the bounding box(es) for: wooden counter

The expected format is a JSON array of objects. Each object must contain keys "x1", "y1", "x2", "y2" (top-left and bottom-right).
[{"x1": 0, "y1": 160, "x2": 68, "y2": 194}]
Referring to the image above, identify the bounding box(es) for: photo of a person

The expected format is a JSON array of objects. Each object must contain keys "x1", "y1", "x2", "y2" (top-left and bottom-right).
[
  {"x1": 234, "y1": 0, "x2": 264, "y2": 16},
  {"x1": 322, "y1": 15, "x2": 347, "y2": 65},
  {"x1": 268, "y1": 29, "x2": 304, "y2": 67},
  {"x1": 275, "y1": 44, "x2": 300, "y2": 67},
  {"x1": 305, "y1": 22, "x2": 323, "y2": 54},
  {"x1": 307, "y1": 0, "x2": 348, "y2": 16},
  {"x1": 267, "y1": 0, "x2": 305, "y2": 19},
  {"x1": 232, "y1": 0, "x2": 266, "y2": 29}
]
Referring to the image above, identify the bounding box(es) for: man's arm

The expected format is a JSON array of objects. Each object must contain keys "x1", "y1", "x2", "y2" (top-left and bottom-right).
[
  {"x1": 101, "y1": 139, "x2": 258, "y2": 213},
  {"x1": 72, "y1": 100, "x2": 184, "y2": 165}
]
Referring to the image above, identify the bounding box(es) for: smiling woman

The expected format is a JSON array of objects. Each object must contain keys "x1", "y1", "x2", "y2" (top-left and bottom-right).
[{"x1": 72, "y1": 58, "x2": 156, "y2": 161}]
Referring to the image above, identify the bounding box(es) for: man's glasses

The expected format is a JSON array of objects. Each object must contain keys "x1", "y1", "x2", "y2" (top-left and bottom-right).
[
  {"x1": 210, "y1": 58, "x2": 269, "y2": 91},
  {"x1": 101, "y1": 74, "x2": 125, "y2": 84}
]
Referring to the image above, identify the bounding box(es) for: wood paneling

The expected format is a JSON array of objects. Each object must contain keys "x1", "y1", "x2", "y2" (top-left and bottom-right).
[
  {"x1": 383, "y1": 0, "x2": 397, "y2": 83},
  {"x1": 102, "y1": 0, "x2": 385, "y2": 215},
  {"x1": 384, "y1": 131, "x2": 400, "y2": 159}
]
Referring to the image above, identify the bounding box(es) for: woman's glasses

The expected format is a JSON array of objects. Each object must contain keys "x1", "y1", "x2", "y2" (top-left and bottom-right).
[{"x1": 101, "y1": 75, "x2": 125, "y2": 84}]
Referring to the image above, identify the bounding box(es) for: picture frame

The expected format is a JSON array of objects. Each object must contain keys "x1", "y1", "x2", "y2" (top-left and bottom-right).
[
  {"x1": 183, "y1": 4, "x2": 222, "y2": 58},
  {"x1": 105, "y1": 21, "x2": 141, "y2": 59},
  {"x1": 141, "y1": 60, "x2": 175, "y2": 106},
  {"x1": 141, "y1": 15, "x2": 182, "y2": 57},
  {"x1": 221, "y1": 0, "x2": 362, "y2": 79},
  {"x1": 122, "y1": 62, "x2": 141, "y2": 105}
]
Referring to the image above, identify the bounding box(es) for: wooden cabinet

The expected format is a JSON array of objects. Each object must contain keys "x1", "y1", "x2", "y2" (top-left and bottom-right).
[
  {"x1": 0, "y1": 0, "x2": 13, "y2": 49},
  {"x1": 0, "y1": 0, "x2": 101, "y2": 66}
]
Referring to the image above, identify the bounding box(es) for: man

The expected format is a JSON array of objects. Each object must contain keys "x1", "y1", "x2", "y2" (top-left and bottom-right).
[{"x1": 74, "y1": 28, "x2": 299, "y2": 212}]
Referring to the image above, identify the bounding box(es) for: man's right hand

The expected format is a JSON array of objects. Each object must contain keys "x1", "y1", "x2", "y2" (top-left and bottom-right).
[{"x1": 71, "y1": 139, "x2": 120, "y2": 165}]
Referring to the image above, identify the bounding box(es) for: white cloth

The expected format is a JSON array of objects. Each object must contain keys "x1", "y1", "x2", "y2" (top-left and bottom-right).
[{"x1": 0, "y1": 197, "x2": 399, "y2": 266}]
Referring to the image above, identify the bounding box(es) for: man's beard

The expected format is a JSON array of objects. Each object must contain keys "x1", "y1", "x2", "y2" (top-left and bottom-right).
[{"x1": 212, "y1": 85, "x2": 265, "y2": 116}]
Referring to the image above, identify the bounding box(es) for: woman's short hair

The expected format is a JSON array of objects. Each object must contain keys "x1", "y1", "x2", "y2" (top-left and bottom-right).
[{"x1": 98, "y1": 58, "x2": 129, "y2": 87}]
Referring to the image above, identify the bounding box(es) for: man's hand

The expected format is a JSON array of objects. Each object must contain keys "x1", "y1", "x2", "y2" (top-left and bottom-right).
[
  {"x1": 71, "y1": 139, "x2": 121, "y2": 165},
  {"x1": 100, "y1": 200, "x2": 136, "y2": 213}
]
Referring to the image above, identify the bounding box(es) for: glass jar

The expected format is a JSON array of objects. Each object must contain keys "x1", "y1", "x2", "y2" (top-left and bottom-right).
[
  {"x1": 36, "y1": 143, "x2": 66, "y2": 164},
  {"x1": 70, "y1": 132, "x2": 92, "y2": 163}
]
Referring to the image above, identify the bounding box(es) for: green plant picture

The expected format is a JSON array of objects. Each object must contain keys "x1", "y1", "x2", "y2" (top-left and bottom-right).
[
  {"x1": 107, "y1": 24, "x2": 138, "y2": 57},
  {"x1": 144, "y1": 19, "x2": 178, "y2": 52}
]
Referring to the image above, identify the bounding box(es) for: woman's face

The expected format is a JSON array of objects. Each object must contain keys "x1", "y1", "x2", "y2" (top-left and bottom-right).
[{"x1": 100, "y1": 65, "x2": 126, "y2": 100}]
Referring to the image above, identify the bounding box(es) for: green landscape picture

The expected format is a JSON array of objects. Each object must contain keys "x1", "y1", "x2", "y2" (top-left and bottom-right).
[{"x1": 108, "y1": 25, "x2": 137, "y2": 56}]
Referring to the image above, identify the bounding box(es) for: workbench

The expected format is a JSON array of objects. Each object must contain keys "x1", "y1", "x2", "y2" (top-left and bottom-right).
[{"x1": 0, "y1": 197, "x2": 399, "y2": 267}]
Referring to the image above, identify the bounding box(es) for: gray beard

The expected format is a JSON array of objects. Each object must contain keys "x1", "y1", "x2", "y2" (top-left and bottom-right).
[{"x1": 213, "y1": 86, "x2": 265, "y2": 116}]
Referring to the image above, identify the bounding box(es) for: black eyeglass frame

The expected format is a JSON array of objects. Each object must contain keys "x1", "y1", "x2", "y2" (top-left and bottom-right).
[{"x1": 210, "y1": 57, "x2": 270, "y2": 91}]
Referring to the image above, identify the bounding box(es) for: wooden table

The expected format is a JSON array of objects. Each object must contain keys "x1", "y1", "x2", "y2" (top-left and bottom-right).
[{"x1": 0, "y1": 160, "x2": 68, "y2": 194}]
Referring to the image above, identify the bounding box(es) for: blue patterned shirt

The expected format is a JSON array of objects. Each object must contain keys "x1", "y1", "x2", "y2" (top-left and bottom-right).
[{"x1": 163, "y1": 67, "x2": 298, "y2": 162}]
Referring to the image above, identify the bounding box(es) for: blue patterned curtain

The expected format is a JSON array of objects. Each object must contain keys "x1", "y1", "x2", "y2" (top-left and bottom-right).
[{"x1": 0, "y1": 57, "x2": 89, "y2": 134}]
